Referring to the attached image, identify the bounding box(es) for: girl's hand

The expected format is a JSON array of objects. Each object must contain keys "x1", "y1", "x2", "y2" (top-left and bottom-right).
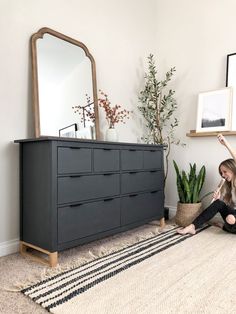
[
  {"x1": 217, "y1": 133, "x2": 236, "y2": 161},
  {"x1": 217, "y1": 133, "x2": 228, "y2": 147},
  {"x1": 213, "y1": 190, "x2": 221, "y2": 200}
]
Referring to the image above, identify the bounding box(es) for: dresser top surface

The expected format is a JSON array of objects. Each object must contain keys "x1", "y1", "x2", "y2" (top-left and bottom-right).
[{"x1": 14, "y1": 136, "x2": 164, "y2": 148}]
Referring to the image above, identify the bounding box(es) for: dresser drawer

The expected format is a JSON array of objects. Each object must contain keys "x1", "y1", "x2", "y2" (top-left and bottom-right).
[
  {"x1": 121, "y1": 191, "x2": 164, "y2": 225},
  {"x1": 94, "y1": 148, "x2": 119, "y2": 172},
  {"x1": 143, "y1": 150, "x2": 162, "y2": 169},
  {"x1": 121, "y1": 171, "x2": 163, "y2": 194},
  {"x1": 58, "y1": 174, "x2": 120, "y2": 204},
  {"x1": 58, "y1": 198, "x2": 120, "y2": 244},
  {"x1": 121, "y1": 149, "x2": 143, "y2": 170},
  {"x1": 58, "y1": 147, "x2": 92, "y2": 174}
]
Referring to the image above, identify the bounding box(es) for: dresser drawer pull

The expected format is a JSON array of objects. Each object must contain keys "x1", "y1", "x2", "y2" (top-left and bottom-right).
[
  {"x1": 103, "y1": 148, "x2": 112, "y2": 151},
  {"x1": 104, "y1": 198, "x2": 114, "y2": 202},
  {"x1": 129, "y1": 171, "x2": 137, "y2": 174},
  {"x1": 129, "y1": 194, "x2": 138, "y2": 197},
  {"x1": 103, "y1": 173, "x2": 113, "y2": 176},
  {"x1": 69, "y1": 147, "x2": 81, "y2": 149},
  {"x1": 69, "y1": 175, "x2": 81, "y2": 178},
  {"x1": 70, "y1": 203, "x2": 82, "y2": 207},
  {"x1": 128, "y1": 149, "x2": 136, "y2": 151},
  {"x1": 150, "y1": 150, "x2": 156, "y2": 152},
  {"x1": 150, "y1": 170, "x2": 157, "y2": 173},
  {"x1": 150, "y1": 190, "x2": 158, "y2": 194}
]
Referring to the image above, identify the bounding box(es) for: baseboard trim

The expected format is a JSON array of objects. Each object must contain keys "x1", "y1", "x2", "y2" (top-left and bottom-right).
[
  {"x1": 0, "y1": 239, "x2": 19, "y2": 257},
  {"x1": 165, "y1": 205, "x2": 177, "y2": 219}
]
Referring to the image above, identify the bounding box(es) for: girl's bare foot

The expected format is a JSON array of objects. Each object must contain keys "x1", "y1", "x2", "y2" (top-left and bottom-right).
[{"x1": 177, "y1": 224, "x2": 196, "y2": 235}]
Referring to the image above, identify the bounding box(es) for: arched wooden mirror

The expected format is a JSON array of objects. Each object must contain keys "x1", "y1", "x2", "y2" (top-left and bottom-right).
[{"x1": 31, "y1": 27, "x2": 100, "y2": 139}]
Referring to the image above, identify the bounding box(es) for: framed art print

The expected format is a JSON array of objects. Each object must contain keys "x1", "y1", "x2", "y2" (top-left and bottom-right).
[
  {"x1": 196, "y1": 87, "x2": 232, "y2": 132},
  {"x1": 226, "y1": 53, "x2": 236, "y2": 130},
  {"x1": 59, "y1": 123, "x2": 77, "y2": 138}
]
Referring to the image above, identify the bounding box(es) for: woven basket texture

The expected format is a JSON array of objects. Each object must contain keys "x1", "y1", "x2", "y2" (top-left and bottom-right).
[{"x1": 175, "y1": 202, "x2": 202, "y2": 227}]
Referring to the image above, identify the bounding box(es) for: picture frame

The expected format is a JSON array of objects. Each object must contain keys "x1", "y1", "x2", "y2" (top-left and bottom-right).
[
  {"x1": 59, "y1": 123, "x2": 77, "y2": 138},
  {"x1": 76, "y1": 126, "x2": 94, "y2": 139},
  {"x1": 226, "y1": 53, "x2": 236, "y2": 87},
  {"x1": 226, "y1": 53, "x2": 236, "y2": 130},
  {"x1": 196, "y1": 87, "x2": 232, "y2": 132}
]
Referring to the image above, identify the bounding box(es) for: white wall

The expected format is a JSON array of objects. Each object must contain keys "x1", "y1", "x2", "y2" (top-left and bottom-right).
[
  {"x1": 154, "y1": 0, "x2": 236, "y2": 208},
  {"x1": 0, "y1": 0, "x2": 157, "y2": 255}
]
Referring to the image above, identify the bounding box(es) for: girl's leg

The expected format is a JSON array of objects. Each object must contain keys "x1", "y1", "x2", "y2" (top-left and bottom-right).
[
  {"x1": 192, "y1": 199, "x2": 232, "y2": 229},
  {"x1": 177, "y1": 199, "x2": 234, "y2": 235},
  {"x1": 225, "y1": 214, "x2": 236, "y2": 225}
]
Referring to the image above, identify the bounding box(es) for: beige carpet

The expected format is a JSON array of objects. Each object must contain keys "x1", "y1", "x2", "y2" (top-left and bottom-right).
[
  {"x1": 0, "y1": 222, "x2": 163, "y2": 314},
  {"x1": 1, "y1": 223, "x2": 236, "y2": 313}
]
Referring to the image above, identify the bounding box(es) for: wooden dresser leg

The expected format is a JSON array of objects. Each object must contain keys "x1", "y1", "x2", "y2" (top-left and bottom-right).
[
  {"x1": 20, "y1": 241, "x2": 58, "y2": 267},
  {"x1": 20, "y1": 241, "x2": 27, "y2": 254},
  {"x1": 49, "y1": 252, "x2": 58, "y2": 267},
  {"x1": 159, "y1": 217, "x2": 166, "y2": 230}
]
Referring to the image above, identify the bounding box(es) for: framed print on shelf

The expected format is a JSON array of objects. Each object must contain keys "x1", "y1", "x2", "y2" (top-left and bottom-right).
[
  {"x1": 196, "y1": 87, "x2": 233, "y2": 132},
  {"x1": 59, "y1": 123, "x2": 77, "y2": 138},
  {"x1": 226, "y1": 53, "x2": 236, "y2": 87},
  {"x1": 76, "y1": 126, "x2": 94, "y2": 139},
  {"x1": 226, "y1": 53, "x2": 236, "y2": 130}
]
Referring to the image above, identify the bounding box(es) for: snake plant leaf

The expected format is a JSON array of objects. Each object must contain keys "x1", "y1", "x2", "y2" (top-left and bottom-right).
[
  {"x1": 173, "y1": 160, "x2": 207, "y2": 204},
  {"x1": 197, "y1": 166, "x2": 206, "y2": 194},
  {"x1": 189, "y1": 163, "x2": 196, "y2": 182},
  {"x1": 192, "y1": 180, "x2": 200, "y2": 203},
  {"x1": 182, "y1": 171, "x2": 191, "y2": 203},
  {"x1": 173, "y1": 160, "x2": 185, "y2": 203}
]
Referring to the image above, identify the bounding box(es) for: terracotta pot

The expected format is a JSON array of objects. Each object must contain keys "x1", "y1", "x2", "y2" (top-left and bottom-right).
[{"x1": 175, "y1": 202, "x2": 202, "y2": 227}]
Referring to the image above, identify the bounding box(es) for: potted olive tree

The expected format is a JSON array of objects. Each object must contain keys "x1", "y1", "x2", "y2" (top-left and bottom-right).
[
  {"x1": 173, "y1": 160, "x2": 212, "y2": 227},
  {"x1": 138, "y1": 54, "x2": 184, "y2": 219},
  {"x1": 138, "y1": 54, "x2": 184, "y2": 185}
]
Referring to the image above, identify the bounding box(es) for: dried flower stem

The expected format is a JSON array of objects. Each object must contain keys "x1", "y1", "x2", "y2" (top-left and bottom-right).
[
  {"x1": 72, "y1": 94, "x2": 95, "y2": 127},
  {"x1": 98, "y1": 90, "x2": 132, "y2": 128}
]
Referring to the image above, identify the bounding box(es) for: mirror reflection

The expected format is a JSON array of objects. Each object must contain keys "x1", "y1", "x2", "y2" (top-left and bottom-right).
[{"x1": 31, "y1": 28, "x2": 99, "y2": 139}]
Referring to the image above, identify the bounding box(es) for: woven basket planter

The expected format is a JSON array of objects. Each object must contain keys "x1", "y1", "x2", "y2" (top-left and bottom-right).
[{"x1": 175, "y1": 202, "x2": 202, "y2": 227}]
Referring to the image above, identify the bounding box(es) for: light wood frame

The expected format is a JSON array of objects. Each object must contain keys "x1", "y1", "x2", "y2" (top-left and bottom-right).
[{"x1": 31, "y1": 27, "x2": 100, "y2": 139}]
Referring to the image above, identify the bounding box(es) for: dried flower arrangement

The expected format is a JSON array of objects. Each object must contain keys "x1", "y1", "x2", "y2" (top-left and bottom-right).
[
  {"x1": 72, "y1": 94, "x2": 95, "y2": 127},
  {"x1": 98, "y1": 90, "x2": 132, "y2": 129}
]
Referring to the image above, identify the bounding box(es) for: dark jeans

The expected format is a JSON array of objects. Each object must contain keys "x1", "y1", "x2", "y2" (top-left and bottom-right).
[{"x1": 192, "y1": 199, "x2": 236, "y2": 233}]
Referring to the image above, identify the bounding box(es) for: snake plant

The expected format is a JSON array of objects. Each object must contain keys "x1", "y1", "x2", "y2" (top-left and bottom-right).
[{"x1": 173, "y1": 160, "x2": 209, "y2": 203}]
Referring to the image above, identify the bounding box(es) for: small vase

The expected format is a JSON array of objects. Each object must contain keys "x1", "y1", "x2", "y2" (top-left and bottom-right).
[{"x1": 105, "y1": 127, "x2": 118, "y2": 142}]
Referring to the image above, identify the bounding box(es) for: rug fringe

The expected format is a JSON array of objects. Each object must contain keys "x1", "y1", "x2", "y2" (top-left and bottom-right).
[{"x1": 15, "y1": 224, "x2": 174, "y2": 290}]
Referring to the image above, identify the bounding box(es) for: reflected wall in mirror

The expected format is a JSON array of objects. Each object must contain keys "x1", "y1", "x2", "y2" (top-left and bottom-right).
[{"x1": 31, "y1": 27, "x2": 100, "y2": 139}]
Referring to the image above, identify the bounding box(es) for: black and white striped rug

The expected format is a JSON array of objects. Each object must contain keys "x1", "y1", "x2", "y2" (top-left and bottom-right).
[{"x1": 21, "y1": 225, "x2": 209, "y2": 313}]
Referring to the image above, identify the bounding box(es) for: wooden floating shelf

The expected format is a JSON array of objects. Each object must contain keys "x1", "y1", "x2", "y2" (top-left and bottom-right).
[{"x1": 186, "y1": 130, "x2": 236, "y2": 137}]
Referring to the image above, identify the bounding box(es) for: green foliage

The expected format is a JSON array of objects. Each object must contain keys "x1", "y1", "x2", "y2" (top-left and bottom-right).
[
  {"x1": 173, "y1": 160, "x2": 209, "y2": 203},
  {"x1": 138, "y1": 54, "x2": 180, "y2": 145},
  {"x1": 138, "y1": 54, "x2": 184, "y2": 184}
]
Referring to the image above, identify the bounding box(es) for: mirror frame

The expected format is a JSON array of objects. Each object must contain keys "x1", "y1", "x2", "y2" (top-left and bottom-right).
[{"x1": 31, "y1": 27, "x2": 100, "y2": 139}]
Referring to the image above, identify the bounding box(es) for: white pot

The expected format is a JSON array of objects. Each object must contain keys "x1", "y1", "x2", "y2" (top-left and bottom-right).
[{"x1": 105, "y1": 128, "x2": 118, "y2": 142}]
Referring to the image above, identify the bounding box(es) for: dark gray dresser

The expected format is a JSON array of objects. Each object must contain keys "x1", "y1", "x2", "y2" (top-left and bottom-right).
[{"x1": 15, "y1": 137, "x2": 164, "y2": 266}]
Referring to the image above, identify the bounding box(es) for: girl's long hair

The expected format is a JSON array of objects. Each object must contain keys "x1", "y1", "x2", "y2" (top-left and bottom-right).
[{"x1": 218, "y1": 158, "x2": 236, "y2": 206}]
